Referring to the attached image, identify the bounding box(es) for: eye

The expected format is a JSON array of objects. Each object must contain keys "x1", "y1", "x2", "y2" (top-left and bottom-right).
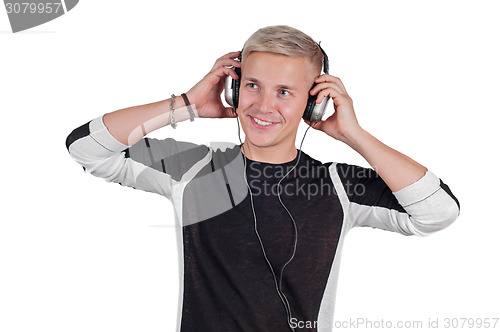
[
  {"x1": 247, "y1": 83, "x2": 258, "y2": 89},
  {"x1": 279, "y1": 89, "x2": 290, "y2": 96}
]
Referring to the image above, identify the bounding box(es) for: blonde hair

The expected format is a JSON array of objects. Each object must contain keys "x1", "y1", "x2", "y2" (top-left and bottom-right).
[{"x1": 241, "y1": 25, "x2": 324, "y2": 77}]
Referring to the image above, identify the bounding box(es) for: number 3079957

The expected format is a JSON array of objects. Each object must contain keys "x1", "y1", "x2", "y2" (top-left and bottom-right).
[{"x1": 5, "y1": 2, "x2": 63, "y2": 14}]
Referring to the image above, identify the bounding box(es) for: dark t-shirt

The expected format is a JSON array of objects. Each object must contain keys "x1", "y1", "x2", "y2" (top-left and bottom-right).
[{"x1": 181, "y1": 151, "x2": 343, "y2": 331}]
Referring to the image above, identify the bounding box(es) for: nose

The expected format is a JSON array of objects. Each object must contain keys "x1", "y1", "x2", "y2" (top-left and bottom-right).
[{"x1": 255, "y1": 90, "x2": 276, "y2": 114}]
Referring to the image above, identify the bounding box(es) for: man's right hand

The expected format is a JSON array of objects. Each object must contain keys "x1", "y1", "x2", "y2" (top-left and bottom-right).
[{"x1": 185, "y1": 51, "x2": 241, "y2": 119}]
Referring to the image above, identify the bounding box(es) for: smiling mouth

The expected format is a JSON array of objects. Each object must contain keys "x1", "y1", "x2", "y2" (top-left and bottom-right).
[{"x1": 251, "y1": 116, "x2": 276, "y2": 127}]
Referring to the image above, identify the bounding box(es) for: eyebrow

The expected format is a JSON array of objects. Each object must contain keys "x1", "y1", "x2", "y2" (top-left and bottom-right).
[{"x1": 242, "y1": 76, "x2": 298, "y2": 91}]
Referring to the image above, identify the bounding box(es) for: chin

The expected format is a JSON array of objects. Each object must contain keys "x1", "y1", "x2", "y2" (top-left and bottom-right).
[
  {"x1": 247, "y1": 139, "x2": 276, "y2": 149},
  {"x1": 243, "y1": 132, "x2": 275, "y2": 148}
]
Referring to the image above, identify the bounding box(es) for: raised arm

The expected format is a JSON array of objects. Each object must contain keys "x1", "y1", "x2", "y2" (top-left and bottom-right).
[
  {"x1": 307, "y1": 75, "x2": 427, "y2": 191},
  {"x1": 101, "y1": 50, "x2": 242, "y2": 146},
  {"x1": 65, "y1": 51, "x2": 242, "y2": 197},
  {"x1": 307, "y1": 75, "x2": 459, "y2": 234}
]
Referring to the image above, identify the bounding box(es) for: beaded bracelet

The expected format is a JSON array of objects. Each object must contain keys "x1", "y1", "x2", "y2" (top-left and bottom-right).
[{"x1": 170, "y1": 94, "x2": 177, "y2": 129}]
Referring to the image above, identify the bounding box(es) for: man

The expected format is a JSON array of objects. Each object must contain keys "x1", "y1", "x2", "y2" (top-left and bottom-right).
[{"x1": 66, "y1": 25, "x2": 460, "y2": 331}]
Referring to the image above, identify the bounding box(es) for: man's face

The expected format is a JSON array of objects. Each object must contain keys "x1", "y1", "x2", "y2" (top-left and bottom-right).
[{"x1": 237, "y1": 52, "x2": 315, "y2": 152}]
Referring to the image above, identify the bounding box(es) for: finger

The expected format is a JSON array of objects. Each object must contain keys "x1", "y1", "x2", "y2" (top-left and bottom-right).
[
  {"x1": 304, "y1": 119, "x2": 324, "y2": 130},
  {"x1": 310, "y1": 83, "x2": 343, "y2": 97},
  {"x1": 315, "y1": 75, "x2": 347, "y2": 93},
  {"x1": 212, "y1": 58, "x2": 241, "y2": 72},
  {"x1": 310, "y1": 82, "x2": 343, "y2": 98},
  {"x1": 217, "y1": 51, "x2": 241, "y2": 61},
  {"x1": 315, "y1": 88, "x2": 334, "y2": 104},
  {"x1": 312, "y1": 120, "x2": 324, "y2": 130},
  {"x1": 214, "y1": 66, "x2": 239, "y2": 80},
  {"x1": 224, "y1": 106, "x2": 237, "y2": 118},
  {"x1": 211, "y1": 51, "x2": 241, "y2": 70},
  {"x1": 205, "y1": 67, "x2": 238, "y2": 86},
  {"x1": 219, "y1": 59, "x2": 242, "y2": 69},
  {"x1": 315, "y1": 85, "x2": 352, "y2": 105},
  {"x1": 316, "y1": 89, "x2": 352, "y2": 110}
]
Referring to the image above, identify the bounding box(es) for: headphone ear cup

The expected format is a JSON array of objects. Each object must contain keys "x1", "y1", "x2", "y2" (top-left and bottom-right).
[
  {"x1": 303, "y1": 93, "x2": 317, "y2": 122},
  {"x1": 303, "y1": 84, "x2": 330, "y2": 123},
  {"x1": 232, "y1": 66, "x2": 241, "y2": 110}
]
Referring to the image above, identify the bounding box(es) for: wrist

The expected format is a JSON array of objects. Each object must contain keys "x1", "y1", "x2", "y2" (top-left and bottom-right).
[
  {"x1": 184, "y1": 91, "x2": 203, "y2": 118},
  {"x1": 169, "y1": 95, "x2": 199, "y2": 124},
  {"x1": 338, "y1": 125, "x2": 365, "y2": 147}
]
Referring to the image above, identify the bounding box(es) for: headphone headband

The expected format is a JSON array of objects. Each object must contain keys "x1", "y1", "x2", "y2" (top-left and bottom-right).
[
  {"x1": 226, "y1": 42, "x2": 330, "y2": 122},
  {"x1": 317, "y1": 42, "x2": 329, "y2": 75}
]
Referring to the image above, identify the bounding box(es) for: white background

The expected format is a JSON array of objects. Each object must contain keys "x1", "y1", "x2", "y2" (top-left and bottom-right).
[{"x1": 1, "y1": 1, "x2": 499, "y2": 331}]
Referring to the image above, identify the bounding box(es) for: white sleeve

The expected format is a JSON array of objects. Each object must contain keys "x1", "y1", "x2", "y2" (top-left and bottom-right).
[
  {"x1": 66, "y1": 114, "x2": 208, "y2": 199},
  {"x1": 391, "y1": 170, "x2": 460, "y2": 235},
  {"x1": 331, "y1": 163, "x2": 460, "y2": 236}
]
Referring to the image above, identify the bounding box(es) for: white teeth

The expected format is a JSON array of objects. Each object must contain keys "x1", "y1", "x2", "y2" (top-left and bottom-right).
[{"x1": 253, "y1": 117, "x2": 272, "y2": 126}]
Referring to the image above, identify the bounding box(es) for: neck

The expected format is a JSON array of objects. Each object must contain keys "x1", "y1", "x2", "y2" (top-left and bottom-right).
[{"x1": 241, "y1": 140, "x2": 298, "y2": 164}]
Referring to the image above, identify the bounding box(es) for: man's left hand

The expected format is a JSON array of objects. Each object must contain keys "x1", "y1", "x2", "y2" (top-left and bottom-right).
[{"x1": 304, "y1": 75, "x2": 362, "y2": 143}]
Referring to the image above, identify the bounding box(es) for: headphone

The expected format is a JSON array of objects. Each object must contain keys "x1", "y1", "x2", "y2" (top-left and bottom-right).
[{"x1": 224, "y1": 43, "x2": 330, "y2": 123}]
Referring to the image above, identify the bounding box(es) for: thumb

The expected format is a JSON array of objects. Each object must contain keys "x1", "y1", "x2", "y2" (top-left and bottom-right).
[
  {"x1": 304, "y1": 119, "x2": 324, "y2": 131},
  {"x1": 224, "y1": 107, "x2": 238, "y2": 118}
]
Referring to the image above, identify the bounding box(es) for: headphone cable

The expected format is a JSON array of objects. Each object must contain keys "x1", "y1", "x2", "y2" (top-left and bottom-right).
[{"x1": 236, "y1": 115, "x2": 313, "y2": 331}]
